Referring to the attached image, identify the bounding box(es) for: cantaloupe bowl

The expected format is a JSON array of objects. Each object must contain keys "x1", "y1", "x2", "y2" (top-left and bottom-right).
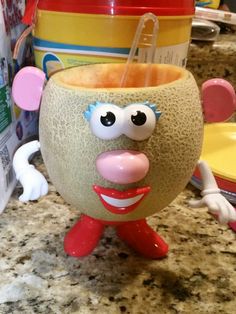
[{"x1": 39, "y1": 63, "x2": 203, "y2": 221}]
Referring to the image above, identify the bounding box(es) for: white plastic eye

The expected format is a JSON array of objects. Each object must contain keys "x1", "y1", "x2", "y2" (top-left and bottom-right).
[
  {"x1": 89, "y1": 104, "x2": 124, "y2": 140},
  {"x1": 123, "y1": 104, "x2": 157, "y2": 141}
]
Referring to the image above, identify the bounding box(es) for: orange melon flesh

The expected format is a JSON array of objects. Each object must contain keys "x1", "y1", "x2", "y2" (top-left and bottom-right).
[{"x1": 54, "y1": 63, "x2": 186, "y2": 88}]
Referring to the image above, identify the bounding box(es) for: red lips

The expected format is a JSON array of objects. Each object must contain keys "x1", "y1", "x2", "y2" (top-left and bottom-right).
[{"x1": 93, "y1": 185, "x2": 150, "y2": 215}]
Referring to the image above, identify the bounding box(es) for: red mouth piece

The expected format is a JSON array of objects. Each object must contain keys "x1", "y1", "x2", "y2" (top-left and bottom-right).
[{"x1": 93, "y1": 185, "x2": 150, "y2": 215}]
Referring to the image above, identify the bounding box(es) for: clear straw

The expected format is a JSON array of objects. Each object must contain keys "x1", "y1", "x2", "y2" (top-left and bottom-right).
[{"x1": 120, "y1": 13, "x2": 159, "y2": 88}]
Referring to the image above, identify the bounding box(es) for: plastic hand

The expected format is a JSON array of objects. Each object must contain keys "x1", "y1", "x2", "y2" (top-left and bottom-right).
[
  {"x1": 18, "y1": 165, "x2": 48, "y2": 202},
  {"x1": 189, "y1": 192, "x2": 236, "y2": 224}
]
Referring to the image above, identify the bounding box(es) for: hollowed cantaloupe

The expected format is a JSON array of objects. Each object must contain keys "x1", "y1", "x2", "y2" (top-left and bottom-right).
[{"x1": 39, "y1": 63, "x2": 203, "y2": 221}]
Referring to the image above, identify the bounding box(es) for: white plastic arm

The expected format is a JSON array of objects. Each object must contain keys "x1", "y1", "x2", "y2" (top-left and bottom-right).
[
  {"x1": 196, "y1": 160, "x2": 220, "y2": 193},
  {"x1": 13, "y1": 140, "x2": 40, "y2": 179},
  {"x1": 13, "y1": 140, "x2": 48, "y2": 202},
  {"x1": 189, "y1": 160, "x2": 236, "y2": 224}
]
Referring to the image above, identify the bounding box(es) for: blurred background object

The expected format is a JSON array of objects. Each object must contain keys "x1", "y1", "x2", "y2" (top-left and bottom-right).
[
  {"x1": 220, "y1": 0, "x2": 236, "y2": 12},
  {"x1": 191, "y1": 18, "x2": 220, "y2": 41},
  {"x1": 196, "y1": 0, "x2": 220, "y2": 9},
  {"x1": 196, "y1": 0, "x2": 236, "y2": 11}
]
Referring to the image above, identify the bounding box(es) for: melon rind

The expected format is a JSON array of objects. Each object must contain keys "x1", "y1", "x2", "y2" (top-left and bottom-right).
[{"x1": 39, "y1": 64, "x2": 203, "y2": 221}]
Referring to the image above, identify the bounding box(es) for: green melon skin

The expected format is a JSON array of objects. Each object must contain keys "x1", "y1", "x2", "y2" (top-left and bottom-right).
[{"x1": 39, "y1": 63, "x2": 203, "y2": 222}]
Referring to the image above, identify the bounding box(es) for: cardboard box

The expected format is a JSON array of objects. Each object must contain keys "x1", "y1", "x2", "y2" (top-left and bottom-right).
[{"x1": 0, "y1": 1, "x2": 38, "y2": 213}]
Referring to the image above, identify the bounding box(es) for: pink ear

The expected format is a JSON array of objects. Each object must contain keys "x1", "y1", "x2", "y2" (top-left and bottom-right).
[
  {"x1": 12, "y1": 66, "x2": 46, "y2": 111},
  {"x1": 202, "y1": 78, "x2": 236, "y2": 123}
]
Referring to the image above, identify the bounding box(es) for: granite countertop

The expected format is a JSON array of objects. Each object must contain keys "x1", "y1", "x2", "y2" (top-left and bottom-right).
[
  {"x1": 187, "y1": 33, "x2": 236, "y2": 122},
  {"x1": 187, "y1": 34, "x2": 236, "y2": 87},
  {"x1": 1, "y1": 34, "x2": 236, "y2": 314},
  {"x1": 1, "y1": 154, "x2": 236, "y2": 314}
]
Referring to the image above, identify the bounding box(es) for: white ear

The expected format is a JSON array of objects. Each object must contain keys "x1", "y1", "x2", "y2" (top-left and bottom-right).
[{"x1": 12, "y1": 66, "x2": 46, "y2": 111}]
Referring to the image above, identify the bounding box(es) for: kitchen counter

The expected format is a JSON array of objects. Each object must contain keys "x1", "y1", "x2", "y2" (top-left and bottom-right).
[
  {"x1": 1, "y1": 155, "x2": 236, "y2": 314},
  {"x1": 188, "y1": 33, "x2": 236, "y2": 122},
  {"x1": 187, "y1": 34, "x2": 236, "y2": 88},
  {"x1": 1, "y1": 33, "x2": 236, "y2": 314}
]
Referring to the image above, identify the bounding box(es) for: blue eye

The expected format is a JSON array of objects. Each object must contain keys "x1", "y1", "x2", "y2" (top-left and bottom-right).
[{"x1": 89, "y1": 104, "x2": 123, "y2": 140}]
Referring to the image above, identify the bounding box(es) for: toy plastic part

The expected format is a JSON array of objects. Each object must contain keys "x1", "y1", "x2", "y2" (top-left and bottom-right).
[
  {"x1": 116, "y1": 219, "x2": 168, "y2": 259},
  {"x1": 13, "y1": 140, "x2": 48, "y2": 202},
  {"x1": 64, "y1": 215, "x2": 105, "y2": 257},
  {"x1": 64, "y1": 214, "x2": 168, "y2": 259},
  {"x1": 189, "y1": 160, "x2": 236, "y2": 224},
  {"x1": 96, "y1": 150, "x2": 149, "y2": 184},
  {"x1": 12, "y1": 66, "x2": 46, "y2": 111},
  {"x1": 200, "y1": 123, "x2": 236, "y2": 188},
  {"x1": 202, "y1": 78, "x2": 236, "y2": 123},
  {"x1": 229, "y1": 216, "x2": 236, "y2": 232}
]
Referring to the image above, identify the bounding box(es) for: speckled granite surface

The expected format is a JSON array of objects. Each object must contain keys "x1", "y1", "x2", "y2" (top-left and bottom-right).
[
  {"x1": 1, "y1": 34, "x2": 236, "y2": 314},
  {"x1": 1, "y1": 154, "x2": 236, "y2": 314},
  {"x1": 187, "y1": 34, "x2": 236, "y2": 88},
  {"x1": 188, "y1": 33, "x2": 236, "y2": 122}
]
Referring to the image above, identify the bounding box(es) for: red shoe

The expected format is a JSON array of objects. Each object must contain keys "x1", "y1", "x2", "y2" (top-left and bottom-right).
[
  {"x1": 64, "y1": 214, "x2": 105, "y2": 257},
  {"x1": 116, "y1": 219, "x2": 169, "y2": 259}
]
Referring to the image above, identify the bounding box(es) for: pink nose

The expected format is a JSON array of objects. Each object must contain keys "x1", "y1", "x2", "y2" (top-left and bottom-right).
[{"x1": 96, "y1": 150, "x2": 150, "y2": 184}]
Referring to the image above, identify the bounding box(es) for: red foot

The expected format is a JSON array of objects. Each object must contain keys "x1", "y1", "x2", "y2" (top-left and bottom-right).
[
  {"x1": 229, "y1": 221, "x2": 236, "y2": 232},
  {"x1": 64, "y1": 215, "x2": 105, "y2": 257},
  {"x1": 116, "y1": 219, "x2": 169, "y2": 259}
]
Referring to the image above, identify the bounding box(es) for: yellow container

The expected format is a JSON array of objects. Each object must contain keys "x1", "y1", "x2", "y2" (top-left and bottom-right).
[{"x1": 28, "y1": 1, "x2": 195, "y2": 76}]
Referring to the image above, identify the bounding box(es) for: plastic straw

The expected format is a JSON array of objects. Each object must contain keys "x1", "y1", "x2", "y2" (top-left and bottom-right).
[{"x1": 120, "y1": 13, "x2": 159, "y2": 88}]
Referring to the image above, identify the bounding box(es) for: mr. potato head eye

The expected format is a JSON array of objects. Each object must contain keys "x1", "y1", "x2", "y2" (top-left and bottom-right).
[{"x1": 83, "y1": 101, "x2": 162, "y2": 141}]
